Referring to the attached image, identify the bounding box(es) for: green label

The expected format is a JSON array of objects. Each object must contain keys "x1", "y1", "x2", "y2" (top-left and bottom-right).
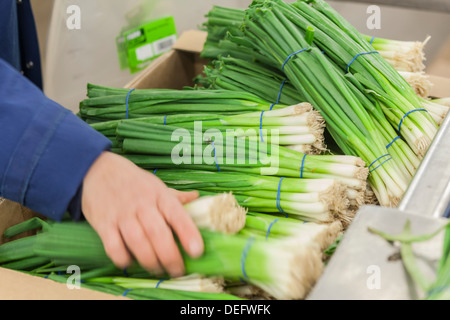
[{"x1": 116, "y1": 16, "x2": 177, "y2": 74}]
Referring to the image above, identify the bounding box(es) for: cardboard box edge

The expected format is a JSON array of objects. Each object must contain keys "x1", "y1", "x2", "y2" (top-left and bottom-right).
[{"x1": 0, "y1": 267, "x2": 129, "y2": 300}]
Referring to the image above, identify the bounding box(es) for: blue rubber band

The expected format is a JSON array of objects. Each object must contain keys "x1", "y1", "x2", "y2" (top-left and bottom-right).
[
  {"x1": 282, "y1": 48, "x2": 311, "y2": 71},
  {"x1": 125, "y1": 88, "x2": 135, "y2": 119},
  {"x1": 156, "y1": 279, "x2": 167, "y2": 289},
  {"x1": 164, "y1": 115, "x2": 167, "y2": 126},
  {"x1": 370, "y1": 36, "x2": 375, "y2": 45},
  {"x1": 368, "y1": 154, "x2": 392, "y2": 174},
  {"x1": 266, "y1": 219, "x2": 280, "y2": 240},
  {"x1": 274, "y1": 79, "x2": 288, "y2": 108},
  {"x1": 262, "y1": 79, "x2": 289, "y2": 142},
  {"x1": 276, "y1": 178, "x2": 287, "y2": 217},
  {"x1": 211, "y1": 141, "x2": 221, "y2": 172},
  {"x1": 398, "y1": 109, "x2": 428, "y2": 135},
  {"x1": 300, "y1": 154, "x2": 307, "y2": 179},
  {"x1": 122, "y1": 289, "x2": 133, "y2": 297},
  {"x1": 370, "y1": 156, "x2": 392, "y2": 174},
  {"x1": 240, "y1": 237, "x2": 256, "y2": 281},
  {"x1": 386, "y1": 136, "x2": 401, "y2": 149},
  {"x1": 260, "y1": 111, "x2": 265, "y2": 143},
  {"x1": 368, "y1": 154, "x2": 391, "y2": 169},
  {"x1": 153, "y1": 169, "x2": 158, "y2": 175},
  {"x1": 123, "y1": 268, "x2": 129, "y2": 277},
  {"x1": 346, "y1": 51, "x2": 378, "y2": 73}
]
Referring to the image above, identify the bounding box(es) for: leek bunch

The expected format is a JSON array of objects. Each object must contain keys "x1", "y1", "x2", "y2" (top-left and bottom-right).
[
  {"x1": 155, "y1": 169, "x2": 352, "y2": 225},
  {"x1": 106, "y1": 119, "x2": 369, "y2": 216},
  {"x1": 235, "y1": 0, "x2": 409, "y2": 206},
  {"x1": 81, "y1": 85, "x2": 327, "y2": 153},
  {"x1": 196, "y1": 56, "x2": 304, "y2": 107},
  {"x1": 283, "y1": 0, "x2": 439, "y2": 158},
  {"x1": 0, "y1": 217, "x2": 325, "y2": 300},
  {"x1": 363, "y1": 35, "x2": 430, "y2": 73},
  {"x1": 79, "y1": 84, "x2": 281, "y2": 123}
]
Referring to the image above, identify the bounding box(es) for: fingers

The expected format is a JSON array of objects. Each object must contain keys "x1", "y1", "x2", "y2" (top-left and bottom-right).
[
  {"x1": 137, "y1": 207, "x2": 185, "y2": 277},
  {"x1": 158, "y1": 189, "x2": 204, "y2": 259},
  {"x1": 97, "y1": 225, "x2": 132, "y2": 270},
  {"x1": 118, "y1": 218, "x2": 163, "y2": 276},
  {"x1": 169, "y1": 189, "x2": 200, "y2": 205}
]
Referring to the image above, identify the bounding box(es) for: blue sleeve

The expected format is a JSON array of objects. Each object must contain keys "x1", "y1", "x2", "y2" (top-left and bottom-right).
[{"x1": 0, "y1": 58, "x2": 112, "y2": 221}]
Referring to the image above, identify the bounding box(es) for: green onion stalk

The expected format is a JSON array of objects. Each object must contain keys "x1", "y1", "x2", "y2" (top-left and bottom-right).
[
  {"x1": 369, "y1": 220, "x2": 450, "y2": 300},
  {"x1": 243, "y1": 212, "x2": 343, "y2": 251},
  {"x1": 200, "y1": 4, "x2": 431, "y2": 75},
  {"x1": 199, "y1": 5, "x2": 273, "y2": 67},
  {"x1": 200, "y1": 5, "x2": 246, "y2": 44},
  {"x1": 419, "y1": 98, "x2": 449, "y2": 126},
  {"x1": 183, "y1": 192, "x2": 247, "y2": 234},
  {"x1": 90, "y1": 102, "x2": 328, "y2": 155},
  {"x1": 154, "y1": 169, "x2": 352, "y2": 225},
  {"x1": 432, "y1": 98, "x2": 450, "y2": 108},
  {"x1": 44, "y1": 273, "x2": 243, "y2": 301},
  {"x1": 363, "y1": 34, "x2": 430, "y2": 73},
  {"x1": 195, "y1": 56, "x2": 306, "y2": 106},
  {"x1": 79, "y1": 84, "x2": 284, "y2": 123},
  {"x1": 80, "y1": 84, "x2": 328, "y2": 153},
  {"x1": 0, "y1": 219, "x2": 325, "y2": 300},
  {"x1": 395, "y1": 72, "x2": 449, "y2": 126},
  {"x1": 86, "y1": 274, "x2": 226, "y2": 294},
  {"x1": 283, "y1": 0, "x2": 438, "y2": 159},
  {"x1": 110, "y1": 121, "x2": 370, "y2": 206},
  {"x1": 396, "y1": 71, "x2": 432, "y2": 99},
  {"x1": 240, "y1": 0, "x2": 409, "y2": 206}
]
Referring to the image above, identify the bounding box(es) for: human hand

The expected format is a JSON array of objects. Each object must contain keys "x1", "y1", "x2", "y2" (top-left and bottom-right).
[{"x1": 81, "y1": 151, "x2": 204, "y2": 277}]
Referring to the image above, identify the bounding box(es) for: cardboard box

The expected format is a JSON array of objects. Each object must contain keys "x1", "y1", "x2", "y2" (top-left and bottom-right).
[
  {"x1": 428, "y1": 35, "x2": 450, "y2": 80},
  {"x1": 0, "y1": 199, "x2": 128, "y2": 300},
  {"x1": 1, "y1": 29, "x2": 448, "y2": 301},
  {"x1": 125, "y1": 30, "x2": 208, "y2": 90}
]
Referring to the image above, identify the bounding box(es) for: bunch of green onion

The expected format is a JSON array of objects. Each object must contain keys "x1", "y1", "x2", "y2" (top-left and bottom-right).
[
  {"x1": 229, "y1": 0, "x2": 407, "y2": 206},
  {"x1": 195, "y1": 56, "x2": 306, "y2": 111},
  {"x1": 242, "y1": 212, "x2": 343, "y2": 252},
  {"x1": 106, "y1": 119, "x2": 369, "y2": 215},
  {"x1": 284, "y1": 0, "x2": 439, "y2": 158},
  {"x1": 198, "y1": 9, "x2": 448, "y2": 128},
  {"x1": 79, "y1": 84, "x2": 282, "y2": 123},
  {"x1": 80, "y1": 85, "x2": 327, "y2": 153},
  {"x1": 363, "y1": 35, "x2": 430, "y2": 73},
  {"x1": 0, "y1": 215, "x2": 326, "y2": 300},
  {"x1": 201, "y1": 5, "x2": 431, "y2": 76},
  {"x1": 155, "y1": 169, "x2": 352, "y2": 225},
  {"x1": 44, "y1": 273, "x2": 244, "y2": 301},
  {"x1": 397, "y1": 71, "x2": 432, "y2": 99}
]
